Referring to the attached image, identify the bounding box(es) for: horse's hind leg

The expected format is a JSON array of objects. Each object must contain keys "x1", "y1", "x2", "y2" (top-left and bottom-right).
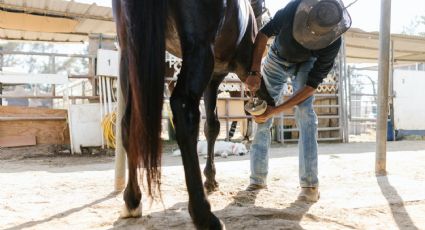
[
  {"x1": 118, "y1": 45, "x2": 142, "y2": 219},
  {"x1": 114, "y1": 52, "x2": 142, "y2": 218},
  {"x1": 121, "y1": 159, "x2": 142, "y2": 218},
  {"x1": 203, "y1": 74, "x2": 226, "y2": 193},
  {"x1": 112, "y1": 0, "x2": 141, "y2": 217}
]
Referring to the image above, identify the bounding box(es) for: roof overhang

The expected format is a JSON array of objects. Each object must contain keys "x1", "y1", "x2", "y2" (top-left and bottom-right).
[
  {"x1": 0, "y1": 0, "x2": 115, "y2": 43},
  {"x1": 345, "y1": 28, "x2": 425, "y2": 64},
  {"x1": 1, "y1": 1, "x2": 424, "y2": 66}
]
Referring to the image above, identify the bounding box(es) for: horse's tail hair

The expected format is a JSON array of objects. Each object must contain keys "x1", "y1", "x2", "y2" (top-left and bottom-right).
[{"x1": 121, "y1": 0, "x2": 166, "y2": 196}]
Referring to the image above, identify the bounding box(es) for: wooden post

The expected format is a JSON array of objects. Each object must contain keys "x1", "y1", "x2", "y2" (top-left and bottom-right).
[
  {"x1": 115, "y1": 70, "x2": 126, "y2": 192},
  {"x1": 88, "y1": 35, "x2": 99, "y2": 97},
  {"x1": 376, "y1": 0, "x2": 392, "y2": 175}
]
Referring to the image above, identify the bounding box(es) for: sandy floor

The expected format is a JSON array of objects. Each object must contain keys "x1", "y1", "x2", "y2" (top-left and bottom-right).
[{"x1": 1, "y1": 141, "x2": 425, "y2": 230}]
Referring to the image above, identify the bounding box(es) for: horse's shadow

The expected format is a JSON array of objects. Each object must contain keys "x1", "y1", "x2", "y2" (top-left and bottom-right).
[{"x1": 111, "y1": 189, "x2": 314, "y2": 230}]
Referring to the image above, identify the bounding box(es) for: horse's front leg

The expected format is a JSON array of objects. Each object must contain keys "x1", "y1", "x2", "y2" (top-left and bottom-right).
[
  {"x1": 170, "y1": 0, "x2": 225, "y2": 228},
  {"x1": 203, "y1": 74, "x2": 226, "y2": 193},
  {"x1": 170, "y1": 54, "x2": 224, "y2": 229}
]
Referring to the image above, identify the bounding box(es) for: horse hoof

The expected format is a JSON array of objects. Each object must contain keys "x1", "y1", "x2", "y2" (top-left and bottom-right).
[
  {"x1": 209, "y1": 215, "x2": 226, "y2": 230},
  {"x1": 204, "y1": 181, "x2": 219, "y2": 194},
  {"x1": 120, "y1": 204, "x2": 142, "y2": 218}
]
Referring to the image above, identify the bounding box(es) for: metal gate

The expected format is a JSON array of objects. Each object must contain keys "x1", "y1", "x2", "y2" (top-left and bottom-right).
[
  {"x1": 346, "y1": 66, "x2": 378, "y2": 141},
  {"x1": 274, "y1": 46, "x2": 349, "y2": 143}
]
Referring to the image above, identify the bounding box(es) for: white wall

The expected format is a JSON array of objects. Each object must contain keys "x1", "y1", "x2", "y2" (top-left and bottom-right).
[
  {"x1": 69, "y1": 103, "x2": 103, "y2": 153},
  {"x1": 393, "y1": 70, "x2": 425, "y2": 130}
]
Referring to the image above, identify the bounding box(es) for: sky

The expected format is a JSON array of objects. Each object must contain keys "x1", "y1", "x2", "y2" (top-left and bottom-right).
[
  {"x1": 74, "y1": 0, "x2": 425, "y2": 35},
  {"x1": 267, "y1": 0, "x2": 425, "y2": 34}
]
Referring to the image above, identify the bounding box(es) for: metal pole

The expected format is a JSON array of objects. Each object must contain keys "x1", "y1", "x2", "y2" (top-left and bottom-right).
[
  {"x1": 376, "y1": 0, "x2": 392, "y2": 175},
  {"x1": 388, "y1": 40, "x2": 395, "y2": 141},
  {"x1": 337, "y1": 40, "x2": 346, "y2": 143},
  {"x1": 115, "y1": 72, "x2": 127, "y2": 192},
  {"x1": 99, "y1": 77, "x2": 105, "y2": 149},
  {"x1": 342, "y1": 38, "x2": 350, "y2": 143}
]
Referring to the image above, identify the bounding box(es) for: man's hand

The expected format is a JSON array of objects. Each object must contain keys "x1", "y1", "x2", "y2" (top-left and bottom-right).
[
  {"x1": 253, "y1": 104, "x2": 293, "y2": 124},
  {"x1": 245, "y1": 73, "x2": 262, "y2": 92},
  {"x1": 253, "y1": 105, "x2": 275, "y2": 123}
]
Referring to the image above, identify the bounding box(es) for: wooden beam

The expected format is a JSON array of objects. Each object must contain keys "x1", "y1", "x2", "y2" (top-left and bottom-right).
[
  {"x1": 0, "y1": 106, "x2": 70, "y2": 145},
  {"x1": 0, "y1": 135, "x2": 36, "y2": 148},
  {"x1": 0, "y1": 2, "x2": 113, "y2": 21}
]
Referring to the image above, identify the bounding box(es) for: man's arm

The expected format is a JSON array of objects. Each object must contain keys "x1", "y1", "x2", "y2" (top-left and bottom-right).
[
  {"x1": 245, "y1": 8, "x2": 287, "y2": 92},
  {"x1": 306, "y1": 38, "x2": 342, "y2": 88},
  {"x1": 245, "y1": 32, "x2": 269, "y2": 92},
  {"x1": 254, "y1": 39, "x2": 342, "y2": 123},
  {"x1": 254, "y1": 86, "x2": 315, "y2": 123},
  {"x1": 274, "y1": 86, "x2": 315, "y2": 113}
]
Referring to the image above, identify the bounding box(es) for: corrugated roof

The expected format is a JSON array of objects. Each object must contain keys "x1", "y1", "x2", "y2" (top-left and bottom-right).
[
  {"x1": 0, "y1": 0, "x2": 115, "y2": 42},
  {"x1": 345, "y1": 28, "x2": 425, "y2": 64},
  {"x1": 1, "y1": 1, "x2": 425, "y2": 65}
]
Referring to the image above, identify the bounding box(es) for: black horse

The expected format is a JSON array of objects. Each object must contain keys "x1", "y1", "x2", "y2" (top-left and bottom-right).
[{"x1": 113, "y1": 0, "x2": 264, "y2": 228}]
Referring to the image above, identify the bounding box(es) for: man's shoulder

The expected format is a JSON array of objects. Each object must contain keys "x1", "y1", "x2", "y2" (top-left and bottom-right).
[
  {"x1": 274, "y1": 0, "x2": 301, "y2": 21},
  {"x1": 285, "y1": 0, "x2": 302, "y2": 11},
  {"x1": 278, "y1": 0, "x2": 301, "y2": 11},
  {"x1": 329, "y1": 37, "x2": 342, "y2": 49}
]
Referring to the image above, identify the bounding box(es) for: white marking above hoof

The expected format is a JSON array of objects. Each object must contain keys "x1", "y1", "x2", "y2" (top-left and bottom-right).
[
  {"x1": 220, "y1": 219, "x2": 226, "y2": 230},
  {"x1": 120, "y1": 204, "x2": 142, "y2": 218}
]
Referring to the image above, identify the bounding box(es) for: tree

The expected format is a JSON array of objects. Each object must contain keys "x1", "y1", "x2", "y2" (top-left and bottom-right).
[
  {"x1": 2, "y1": 42, "x2": 88, "y2": 74},
  {"x1": 402, "y1": 15, "x2": 425, "y2": 36},
  {"x1": 1, "y1": 42, "x2": 89, "y2": 107}
]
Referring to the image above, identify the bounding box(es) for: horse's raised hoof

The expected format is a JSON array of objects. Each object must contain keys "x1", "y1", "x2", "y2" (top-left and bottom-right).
[
  {"x1": 204, "y1": 180, "x2": 219, "y2": 194},
  {"x1": 120, "y1": 204, "x2": 142, "y2": 218}
]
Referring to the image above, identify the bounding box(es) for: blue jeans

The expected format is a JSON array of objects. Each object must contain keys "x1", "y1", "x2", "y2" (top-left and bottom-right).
[{"x1": 249, "y1": 47, "x2": 319, "y2": 188}]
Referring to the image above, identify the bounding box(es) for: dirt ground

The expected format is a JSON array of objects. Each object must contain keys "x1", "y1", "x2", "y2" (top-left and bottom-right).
[{"x1": 1, "y1": 141, "x2": 425, "y2": 230}]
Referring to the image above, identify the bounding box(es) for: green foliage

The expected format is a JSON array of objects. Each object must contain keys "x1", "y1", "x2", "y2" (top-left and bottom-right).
[{"x1": 402, "y1": 15, "x2": 425, "y2": 36}]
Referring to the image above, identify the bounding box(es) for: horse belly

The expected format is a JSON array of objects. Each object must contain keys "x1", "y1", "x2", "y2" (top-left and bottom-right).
[{"x1": 165, "y1": 13, "x2": 182, "y2": 58}]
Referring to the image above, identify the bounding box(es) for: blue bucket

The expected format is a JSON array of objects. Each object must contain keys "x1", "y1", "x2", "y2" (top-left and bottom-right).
[{"x1": 387, "y1": 119, "x2": 394, "y2": 141}]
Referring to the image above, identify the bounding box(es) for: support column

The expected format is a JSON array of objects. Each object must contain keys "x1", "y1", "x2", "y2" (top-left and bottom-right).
[
  {"x1": 376, "y1": 0, "x2": 392, "y2": 175},
  {"x1": 114, "y1": 60, "x2": 126, "y2": 192},
  {"x1": 88, "y1": 35, "x2": 100, "y2": 98}
]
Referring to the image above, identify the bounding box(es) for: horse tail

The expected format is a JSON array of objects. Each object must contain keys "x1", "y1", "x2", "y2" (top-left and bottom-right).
[{"x1": 121, "y1": 0, "x2": 167, "y2": 196}]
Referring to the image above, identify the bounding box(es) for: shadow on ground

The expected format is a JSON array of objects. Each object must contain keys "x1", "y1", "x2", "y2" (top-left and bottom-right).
[
  {"x1": 3, "y1": 193, "x2": 118, "y2": 230},
  {"x1": 110, "y1": 189, "x2": 358, "y2": 230},
  {"x1": 377, "y1": 175, "x2": 420, "y2": 230}
]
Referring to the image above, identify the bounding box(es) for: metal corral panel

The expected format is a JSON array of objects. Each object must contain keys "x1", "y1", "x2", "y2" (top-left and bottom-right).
[
  {"x1": 0, "y1": 73, "x2": 68, "y2": 84},
  {"x1": 393, "y1": 70, "x2": 425, "y2": 131}
]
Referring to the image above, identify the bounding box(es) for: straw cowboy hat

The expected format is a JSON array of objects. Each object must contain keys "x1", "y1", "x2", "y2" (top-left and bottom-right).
[{"x1": 293, "y1": 0, "x2": 352, "y2": 50}]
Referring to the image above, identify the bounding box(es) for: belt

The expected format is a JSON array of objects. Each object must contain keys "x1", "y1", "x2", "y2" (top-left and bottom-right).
[
  {"x1": 269, "y1": 46, "x2": 302, "y2": 75},
  {"x1": 270, "y1": 46, "x2": 295, "y2": 66}
]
